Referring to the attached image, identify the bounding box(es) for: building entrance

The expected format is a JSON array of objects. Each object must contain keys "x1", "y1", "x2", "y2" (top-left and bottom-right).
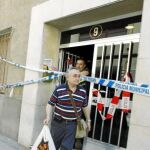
[{"x1": 59, "y1": 34, "x2": 140, "y2": 149}]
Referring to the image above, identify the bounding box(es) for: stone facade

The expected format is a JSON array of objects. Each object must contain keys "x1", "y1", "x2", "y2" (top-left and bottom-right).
[
  {"x1": 1, "y1": 0, "x2": 150, "y2": 150},
  {"x1": 0, "y1": 0, "x2": 47, "y2": 98},
  {"x1": 0, "y1": 0, "x2": 48, "y2": 141}
]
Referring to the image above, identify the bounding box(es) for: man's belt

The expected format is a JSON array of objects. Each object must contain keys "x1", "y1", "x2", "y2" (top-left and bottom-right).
[{"x1": 53, "y1": 116, "x2": 77, "y2": 123}]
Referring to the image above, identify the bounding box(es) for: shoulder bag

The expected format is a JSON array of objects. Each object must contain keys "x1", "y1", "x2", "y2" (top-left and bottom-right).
[{"x1": 68, "y1": 90, "x2": 87, "y2": 138}]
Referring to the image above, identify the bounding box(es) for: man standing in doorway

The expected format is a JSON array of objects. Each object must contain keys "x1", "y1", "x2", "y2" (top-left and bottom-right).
[
  {"x1": 75, "y1": 58, "x2": 89, "y2": 76},
  {"x1": 44, "y1": 68, "x2": 91, "y2": 150},
  {"x1": 75, "y1": 58, "x2": 90, "y2": 94}
]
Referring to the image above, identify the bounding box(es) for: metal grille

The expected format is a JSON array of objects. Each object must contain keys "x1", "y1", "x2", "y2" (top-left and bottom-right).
[
  {"x1": 88, "y1": 39, "x2": 139, "y2": 148},
  {"x1": 59, "y1": 34, "x2": 140, "y2": 149},
  {"x1": 58, "y1": 50, "x2": 80, "y2": 83},
  {"x1": 0, "y1": 33, "x2": 10, "y2": 93}
]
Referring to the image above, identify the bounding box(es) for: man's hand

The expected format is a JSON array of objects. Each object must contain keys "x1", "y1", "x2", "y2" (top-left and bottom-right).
[
  {"x1": 43, "y1": 117, "x2": 50, "y2": 125},
  {"x1": 86, "y1": 120, "x2": 91, "y2": 132},
  {"x1": 43, "y1": 104, "x2": 54, "y2": 125},
  {"x1": 82, "y1": 106, "x2": 91, "y2": 132}
]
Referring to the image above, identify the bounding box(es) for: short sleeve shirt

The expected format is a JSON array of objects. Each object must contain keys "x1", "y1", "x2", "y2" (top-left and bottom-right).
[{"x1": 48, "y1": 84, "x2": 87, "y2": 120}]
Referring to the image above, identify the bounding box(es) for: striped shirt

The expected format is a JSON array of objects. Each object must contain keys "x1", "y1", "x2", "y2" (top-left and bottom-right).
[{"x1": 48, "y1": 84, "x2": 87, "y2": 120}]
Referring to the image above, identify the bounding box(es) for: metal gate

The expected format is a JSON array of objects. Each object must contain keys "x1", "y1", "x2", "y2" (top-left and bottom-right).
[
  {"x1": 59, "y1": 34, "x2": 140, "y2": 149},
  {"x1": 87, "y1": 34, "x2": 139, "y2": 149},
  {"x1": 58, "y1": 50, "x2": 80, "y2": 84}
]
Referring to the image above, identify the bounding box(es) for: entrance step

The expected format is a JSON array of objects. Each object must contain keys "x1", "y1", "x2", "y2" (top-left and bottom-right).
[{"x1": 83, "y1": 138, "x2": 126, "y2": 150}]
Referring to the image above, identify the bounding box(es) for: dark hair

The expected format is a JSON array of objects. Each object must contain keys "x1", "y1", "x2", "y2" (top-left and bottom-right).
[{"x1": 76, "y1": 57, "x2": 87, "y2": 65}]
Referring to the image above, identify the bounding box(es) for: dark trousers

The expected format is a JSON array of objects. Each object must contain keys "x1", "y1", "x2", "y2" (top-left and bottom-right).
[{"x1": 51, "y1": 119, "x2": 77, "y2": 150}]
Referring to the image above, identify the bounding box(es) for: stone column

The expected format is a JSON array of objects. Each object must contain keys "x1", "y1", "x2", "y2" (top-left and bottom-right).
[
  {"x1": 18, "y1": 14, "x2": 61, "y2": 146},
  {"x1": 127, "y1": 1, "x2": 150, "y2": 150}
]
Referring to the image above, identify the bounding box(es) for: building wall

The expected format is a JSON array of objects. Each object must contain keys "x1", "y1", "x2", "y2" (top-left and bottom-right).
[
  {"x1": 0, "y1": 95, "x2": 21, "y2": 140},
  {"x1": 0, "y1": 0, "x2": 48, "y2": 140},
  {"x1": 18, "y1": 0, "x2": 123, "y2": 147},
  {"x1": 127, "y1": 0, "x2": 150, "y2": 150},
  {"x1": 0, "y1": 0, "x2": 48, "y2": 98},
  {"x1": 1, "y1": 0, "x2": 149, "y2": 149},
  {"x1": 18, "y1": 0, "x2": 144, "y2": 148}
]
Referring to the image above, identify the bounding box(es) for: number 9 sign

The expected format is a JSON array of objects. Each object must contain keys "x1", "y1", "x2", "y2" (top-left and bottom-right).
[{"x1": 89, "y1": 25, "x2": 103, "y2": 39}]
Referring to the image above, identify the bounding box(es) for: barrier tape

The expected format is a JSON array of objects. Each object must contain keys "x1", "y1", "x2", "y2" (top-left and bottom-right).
[
  {"x1": 0, "y1": 74, "x2": 61, "y2": 89},
  {"x1": 92, "y1": 97, "x2": 132, "y2": 110},
  {"x1": 1, "y1": 56, "x2": 150, "y2": 96},
  {"x1": 0, "y1": 56, "x2": 64, "y2": 75},
  {"x1": 81, "y1": 76, "x2": 150, "y2": 97},
  {"x1": 122, "y1": 73, "x2": 132, "y2": 113},
  {"x1": 93, "y1": 72, "x2": 132, "y2": 120}
]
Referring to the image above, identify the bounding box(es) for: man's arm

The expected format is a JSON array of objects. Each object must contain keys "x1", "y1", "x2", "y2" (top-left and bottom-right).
[
  {"x1": 81, "y1": 70, "x2": 89, "y2": 76},
  {"x1": 82, "y1": 106, "x2": 91, "y2": 131},
  {"x1": 43, "y1": 104, "x2": 54, "y2": 124}
]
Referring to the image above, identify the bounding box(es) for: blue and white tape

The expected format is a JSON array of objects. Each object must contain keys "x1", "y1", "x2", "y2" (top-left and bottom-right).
[
  {"x1": 1, "y1": 56, "x2": 150, "y2": 96},
  {"x1": 0, "y1": 74, "x2": 60, "y2": 89},
  {"x1": 81, "y1": 76, "x2": 150, "y2": 96},
  {"x1": 0, "y1": 56, "x2": 64, "y2": 75}
]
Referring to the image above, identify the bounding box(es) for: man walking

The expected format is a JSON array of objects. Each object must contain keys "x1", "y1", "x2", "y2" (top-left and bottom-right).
[{"x1": 44, "y1": 68, "x2": 91, "y2": 150}]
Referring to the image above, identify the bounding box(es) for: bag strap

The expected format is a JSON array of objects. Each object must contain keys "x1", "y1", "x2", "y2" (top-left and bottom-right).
[{"x1": 68, "y1": 90, "x2": 81, "y2": 121}]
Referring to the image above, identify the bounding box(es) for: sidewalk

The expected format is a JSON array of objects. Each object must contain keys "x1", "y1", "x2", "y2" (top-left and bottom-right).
[{"x1": 0, "y1": 134, "x2": 29, "y2": 150}]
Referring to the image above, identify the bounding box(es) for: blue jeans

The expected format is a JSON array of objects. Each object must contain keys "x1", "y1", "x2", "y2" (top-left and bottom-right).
[{"x1": 51, "y1": 119, "x2": 77, "y2": 150}]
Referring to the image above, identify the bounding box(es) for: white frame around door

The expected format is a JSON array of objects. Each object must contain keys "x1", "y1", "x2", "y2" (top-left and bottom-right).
[
  {"x1": 59, "y1": 33, "x2": 140, "y2": 148},
  {"x1": 60, "y1": 33, "x2": 140, "y2": 49}
]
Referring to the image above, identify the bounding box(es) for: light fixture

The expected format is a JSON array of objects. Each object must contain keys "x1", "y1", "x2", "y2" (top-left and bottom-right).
[{"x1": 125, "y1": 24, "x2": 135, "y2": 30}]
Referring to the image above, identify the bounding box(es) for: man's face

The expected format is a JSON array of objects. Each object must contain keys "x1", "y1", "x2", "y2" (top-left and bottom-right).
[
  {"x1": 75, "y1": 60, "x2": 86, "y2": 72},
  {"x1": 67, "y1": 69, "x2": 80, "y2": 86}
]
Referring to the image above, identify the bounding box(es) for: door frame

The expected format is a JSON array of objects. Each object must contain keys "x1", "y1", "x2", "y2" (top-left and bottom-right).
[
  {"x1": 59, "y1": 33, "x2": 140, "y2": 148},
  {"x1": 60, "y1": 33, "x2": 140, "y2": 49}
]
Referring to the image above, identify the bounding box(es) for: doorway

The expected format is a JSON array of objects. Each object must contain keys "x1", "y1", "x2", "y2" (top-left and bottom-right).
[
  {"x1": 59, "y1": 34, "x2": 140, "y2": 149},
  {"x1": 59, "y1": 45, "x2": 94, "y2": 83}
]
